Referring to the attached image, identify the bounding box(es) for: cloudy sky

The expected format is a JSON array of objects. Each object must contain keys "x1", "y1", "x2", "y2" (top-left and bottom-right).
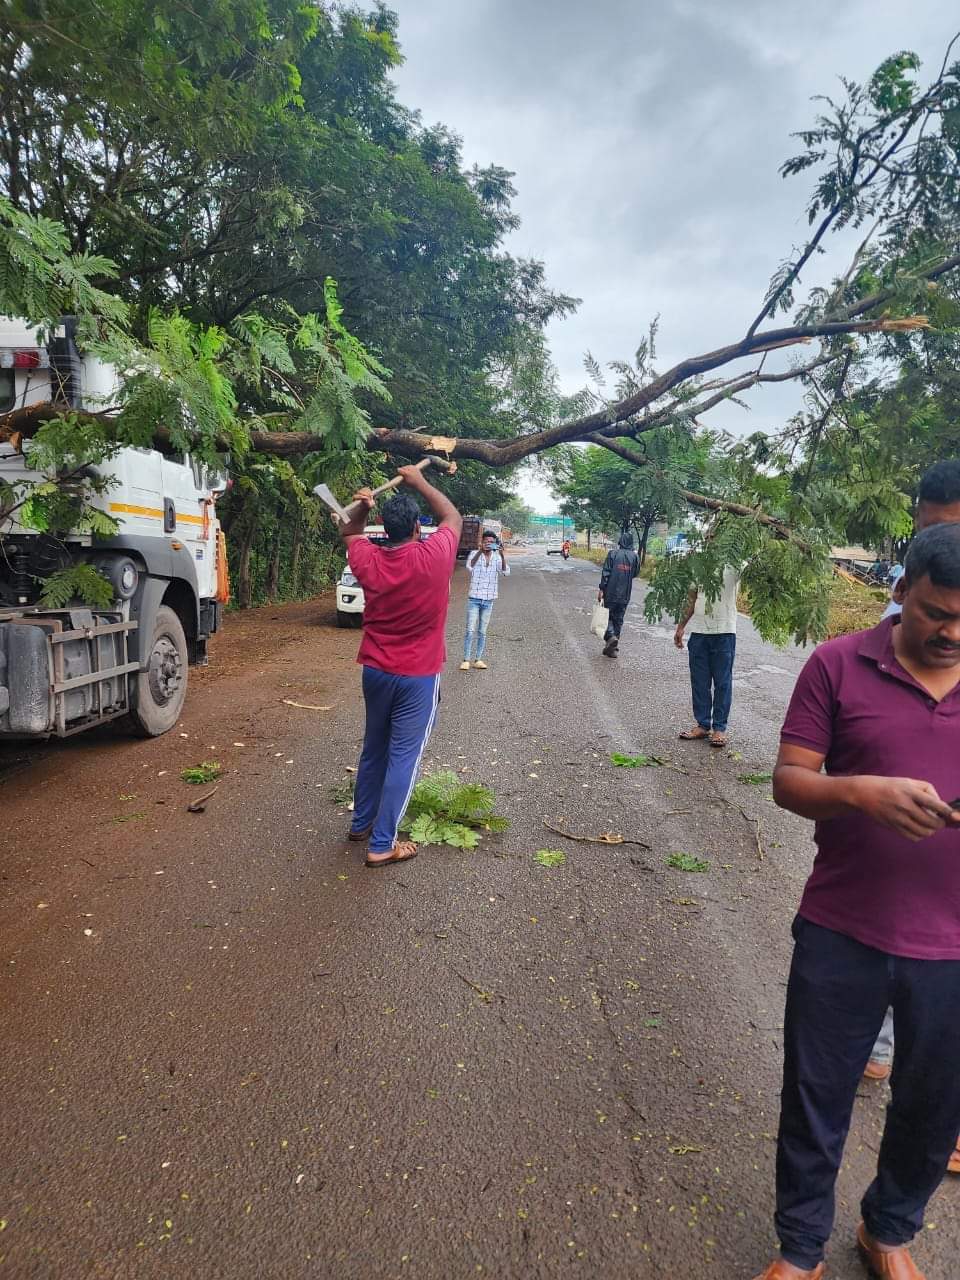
[{"x1": 390, "y1": 2, "x2": 955, "y2": 510}]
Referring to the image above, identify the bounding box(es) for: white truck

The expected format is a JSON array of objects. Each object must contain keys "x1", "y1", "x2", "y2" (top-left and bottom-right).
[{"x1": 0, "y1": 316, "x2": 229, "y2": 738}]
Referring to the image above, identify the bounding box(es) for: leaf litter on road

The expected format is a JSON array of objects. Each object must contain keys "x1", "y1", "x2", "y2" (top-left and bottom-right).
[
  {"x1": 180, "y1": 762, "x2": 222, "y2": 785},
  {"x1": 534, "y1": 849, "x2": 566, "y2": 867},
  {"x1": 666, "y1": 852, "x2": 710, "y2": 872}
]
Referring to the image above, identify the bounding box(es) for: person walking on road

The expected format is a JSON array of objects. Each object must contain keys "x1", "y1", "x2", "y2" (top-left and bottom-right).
[
  {"x1": 753, "y1": 522, "x2": 960, "y2": 1280},
  {"x1": 460, "y1": 530, "x2": 509, "y2": 671},
  {"x1": 337, "y1": 467, "x2": 462, "y2": 867},
  {"x1": 674, "y1": 566, "x2": 739, "y2": 747},
  {"x1": 598, "y1": 530, "x2": 640, "y2": 657}
]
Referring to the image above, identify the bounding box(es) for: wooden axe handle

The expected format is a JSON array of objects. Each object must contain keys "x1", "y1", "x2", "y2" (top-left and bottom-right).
[
  {"x1": 367, "y1": 456, "x2": 433, "y2": 499},
  {"x1": 340, "y1": 456, "x2": 456, "y2": 521}
]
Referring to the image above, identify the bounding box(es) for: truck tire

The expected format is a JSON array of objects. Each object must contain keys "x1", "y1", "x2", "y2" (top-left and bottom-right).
[
  {"x1": 336, "y1": 609, "x2": 361, "y2": 628},
  {"x1": 128, "y1": 604, "x2": 189, "y2": 737}
]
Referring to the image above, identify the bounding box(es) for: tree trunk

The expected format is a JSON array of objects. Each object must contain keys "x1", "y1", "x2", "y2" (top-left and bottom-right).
[
  {"x1": 586, "y1": 528, "x2": 592, "y2": 550},
  {"x1": 638, "y1": 513, "x2": 654, "y2": 565},
  {"x1": 236, "y1": 514, "x2": 257, "y2": 610},
  {"x1": 289, "y1": 514, "x2": 303, "y2": 598},
  {"x1": 266, "y1": 507, "x2": 284, "y2": 600}
]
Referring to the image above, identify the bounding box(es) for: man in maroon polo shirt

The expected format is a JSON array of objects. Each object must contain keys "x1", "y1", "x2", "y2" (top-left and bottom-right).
[{"x1": 754, "y1": 523, "x2": 960, "y2": 1280}]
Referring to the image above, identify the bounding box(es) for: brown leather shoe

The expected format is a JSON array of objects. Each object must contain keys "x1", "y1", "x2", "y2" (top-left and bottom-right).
[
  {"x1": 948, "y1": 1137, "x2": 960, "y2": 1175},
  {"x1": 856, "y1": 1223, "x2": 926, "y2": 1278},
  {"x1": 752, "y1": 1261, "x2": 824, "y2": 1279},
  {"x1": 863, "y1": 1058, "x2": 892, "y2": 1081}
]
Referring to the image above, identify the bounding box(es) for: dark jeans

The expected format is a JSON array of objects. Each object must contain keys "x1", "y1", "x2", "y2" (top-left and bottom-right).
[
  {"x1": 687, "y1": 631, "x2": 735, "y2": 732},
  {"x1": 775, "y1": 916, "x2": 960, "y2": 1270},
  {"x1": 604, "y1": 600, "x2": 627, "y2": 641}
]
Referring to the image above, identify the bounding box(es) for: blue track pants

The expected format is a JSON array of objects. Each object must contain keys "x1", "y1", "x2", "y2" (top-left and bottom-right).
[{"x1": 350, "y1": 666, "x2": 440, "y2": 853}]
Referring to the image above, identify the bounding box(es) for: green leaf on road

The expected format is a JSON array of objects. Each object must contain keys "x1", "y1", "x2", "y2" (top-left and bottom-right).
[
  {"x1": 534, "y1": 849, "x2": 566, "y2": 867},
  {"x1": 610, "y1": 752, "x2": 660, "y2": 768},
  {"x1": 666, "y1": 852, "x2": 710, "y2": 872},
  {"x1": 181, "y1": 762, "x2": 223, "y2": 784}
]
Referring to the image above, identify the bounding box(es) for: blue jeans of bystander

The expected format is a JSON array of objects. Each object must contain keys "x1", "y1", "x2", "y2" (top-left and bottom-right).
[
  {"x1": 464, "y1": 597, "x2": 494, "y2": 661},
  {"x1": 687, "y1": 631, "x2": 736, "y2": 733}
]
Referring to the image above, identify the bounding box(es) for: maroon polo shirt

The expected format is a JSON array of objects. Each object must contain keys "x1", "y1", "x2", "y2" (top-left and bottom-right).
[{"x1": 780, "y1": 616, "x2": 960, "y2": 959}]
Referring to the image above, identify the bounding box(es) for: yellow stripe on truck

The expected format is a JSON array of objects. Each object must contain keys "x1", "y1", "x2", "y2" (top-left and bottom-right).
[{"x1": 109, "y1": 502, "x2": 205, "y2": 525}]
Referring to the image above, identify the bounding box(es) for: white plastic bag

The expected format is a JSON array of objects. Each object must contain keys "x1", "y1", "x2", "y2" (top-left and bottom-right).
[{"x1": 590, "y1": 601, "x2": 609, "y2": 639}]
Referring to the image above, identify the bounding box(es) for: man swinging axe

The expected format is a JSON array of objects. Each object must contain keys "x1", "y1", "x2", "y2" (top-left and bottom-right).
[{"x1": 323, "y1": 458, "x2": 462, "y2": 867}]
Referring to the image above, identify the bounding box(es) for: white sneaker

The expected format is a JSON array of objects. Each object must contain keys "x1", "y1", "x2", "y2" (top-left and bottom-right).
[
  {"x1": 459, "y1": 661, "x2": 471, "y2": 671},
  {"x1": 473, "y1": 660, "x2": 488, "y2": 670}
]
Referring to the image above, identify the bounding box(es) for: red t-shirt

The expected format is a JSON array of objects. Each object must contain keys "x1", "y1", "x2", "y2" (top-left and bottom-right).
[{"x1": 347, "y1": 525, "x2": 458, "y2": 677}]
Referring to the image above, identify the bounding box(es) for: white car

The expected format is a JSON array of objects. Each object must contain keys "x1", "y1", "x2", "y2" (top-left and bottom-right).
[{"x1": 335, "y1": 525, "x2": 438, "y2": 627}]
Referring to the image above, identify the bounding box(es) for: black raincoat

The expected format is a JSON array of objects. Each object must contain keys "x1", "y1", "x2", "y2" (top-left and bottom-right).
[{"x1": 599, "y1": 532, "x2": 641, "y2": 605}]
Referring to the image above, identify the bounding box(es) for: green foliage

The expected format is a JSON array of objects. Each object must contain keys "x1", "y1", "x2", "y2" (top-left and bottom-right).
[
  {"x1": 399, "y1": 770, "x2": 510, "y2": 849},
  {"x1": 331, "y1": 778, "x2": 356, "y2": 806},
  {"x1": 666, "y1": 853, "x2": 710, "y2": 873},
  {"x1": 644, "y1": 507, "x2": 834, "y2": 647},
  {"x1": 485, "y1": 497, "x2": 535, "y2": 535},
  {"x1": 610, "y1": 752, "x2": 661, "y2": 768},
  {"x1": 738, "y1": 772, "x2": 773, "y2": 785},
  {"x1": 0, "y1": 195, "x2": 127, "y2": 331},
  {"x1": 533, "y1": 849, "x2": 566, "y2": 867},
  {"x1": 180, "y1": 762, "x2": 223, "y2": 785},
  {"x1": 39, "y1": 563, "x2": 114, "y2": 608}
]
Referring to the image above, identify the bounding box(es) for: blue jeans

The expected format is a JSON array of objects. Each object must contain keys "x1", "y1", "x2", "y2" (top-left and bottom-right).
[
  {"x1": 775, "y1": 917, "x2": 960, "y2": 1269},
  {"x1": 351, "y1": 667, "x2": 440, "y2": 853},
  {"x1": 463, "y1": 597, "x2": 494, "y2": 661},
  {"x1": 687, "y1": 632, "x2": 736, "y2": 733}
]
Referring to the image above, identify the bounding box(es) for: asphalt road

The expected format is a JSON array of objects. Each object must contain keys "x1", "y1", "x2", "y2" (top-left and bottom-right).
[{"x1": 1, "y1": 547, "x2": 957, "y2": 1279}]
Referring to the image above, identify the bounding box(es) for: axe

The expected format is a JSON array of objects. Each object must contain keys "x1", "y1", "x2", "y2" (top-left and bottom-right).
[{"x1": 313, "y1": 455, "x2": 457, "y2": 524}]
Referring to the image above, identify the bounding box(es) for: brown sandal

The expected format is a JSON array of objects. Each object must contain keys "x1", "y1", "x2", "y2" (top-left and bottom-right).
[
  {"x1": 679, "y1": 726, "x2": 710, "y2": 740},
  {"x1": 366, "y1": 841, "x2": 418, "y2": 868},
  {"x1": 949, "y1": 1139, "x2": 960, "y2": 1174},
  {"x1": 709, "y1": 732, "x2": 727, "y2": 748},
  {"x1": 347, "y1": 825, "x2": 372, "y2": 842}
]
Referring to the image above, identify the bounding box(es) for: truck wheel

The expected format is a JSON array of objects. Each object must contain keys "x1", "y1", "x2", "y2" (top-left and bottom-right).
[
  {"x1": 129, "y1": 605, "x2": 189, "y2": 737},
  {"x1": 336, "y1": 610, "x2": 356, "y2": 628}
]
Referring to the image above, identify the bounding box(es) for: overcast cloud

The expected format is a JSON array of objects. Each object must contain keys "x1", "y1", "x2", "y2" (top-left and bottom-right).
[{"x1": 390, "y1": 2, "x2": 955, "y2": 510}]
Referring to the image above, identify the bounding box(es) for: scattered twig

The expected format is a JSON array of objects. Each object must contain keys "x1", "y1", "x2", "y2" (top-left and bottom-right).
[
  {"x1": 187, "y1": 784, "x2": 220, "y2": 814},
  {"x1": 453, "y1": 970, "x2": 497, "y2": 1004},
  {"x1": 740, "y1": 808, "x2": 763, "y2": 862},
  {"x1": 543, "y1": 818, "x2": 651, "y2": 849},
  {"x1": 282, "y1": 698, "x2": 333, "y2": 711}
]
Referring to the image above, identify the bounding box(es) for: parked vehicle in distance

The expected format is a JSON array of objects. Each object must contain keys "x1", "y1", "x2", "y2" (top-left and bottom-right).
[
  {"x1": 457, "y1": 514, "x2": 483, "y2": 560},
  {"x1": 335, "y1": 526, "x2": 439, "y2": 626}
]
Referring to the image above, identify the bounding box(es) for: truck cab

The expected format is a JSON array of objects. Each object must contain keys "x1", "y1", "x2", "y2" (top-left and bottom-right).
[{"x1": 0, "y1": 316, "x2": 229, "y2": 738}]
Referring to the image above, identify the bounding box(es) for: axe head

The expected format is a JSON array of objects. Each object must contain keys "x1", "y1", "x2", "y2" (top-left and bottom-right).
[{"x1": 313, "y1": 483, "x2": 350, "y2": 523}]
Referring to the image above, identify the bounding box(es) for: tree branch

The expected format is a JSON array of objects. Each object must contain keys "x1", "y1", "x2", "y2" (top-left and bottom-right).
[{"x1": 586, "y1": 435, "x2": 813, "y2": 551}]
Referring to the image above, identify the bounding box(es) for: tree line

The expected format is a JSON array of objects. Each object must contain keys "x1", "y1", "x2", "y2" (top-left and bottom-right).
[{"x1": 0, "y1": 8, "x2": 958, "y2": 637}]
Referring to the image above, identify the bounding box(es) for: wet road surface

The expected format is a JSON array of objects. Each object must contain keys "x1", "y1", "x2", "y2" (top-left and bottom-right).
[{"x1": 1, "y1": 548, "x2": 956, "y2": 1278}]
